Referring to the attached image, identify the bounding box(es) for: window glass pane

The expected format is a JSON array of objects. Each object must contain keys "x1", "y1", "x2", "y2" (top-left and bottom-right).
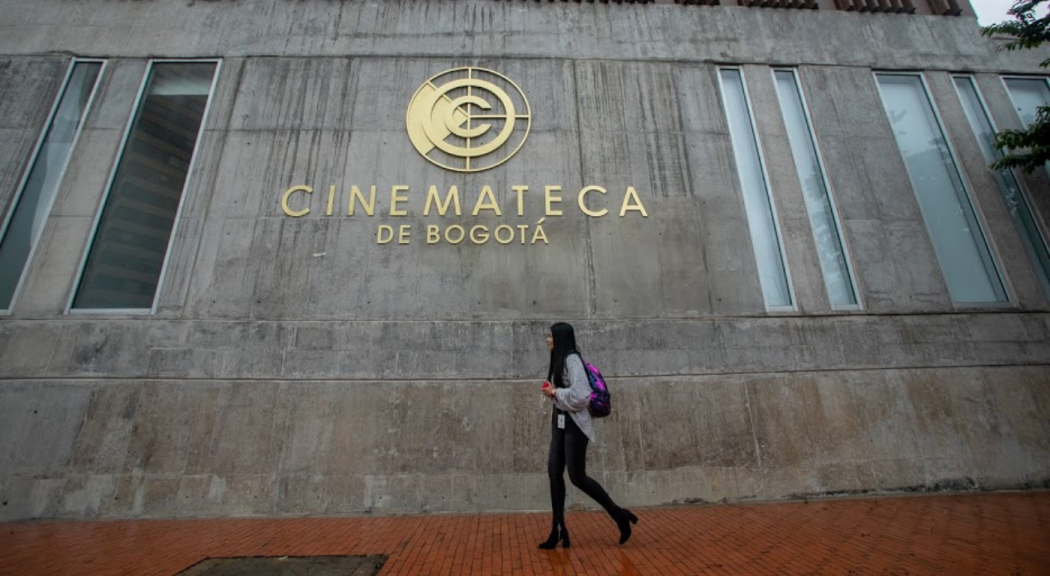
[
  {"x1": 955, "y1": 76, "x2": 1050, "y2": 298},
  {"x1": 876, "y1": 74, "x2": 1007, "y2": 304},
  {"x1": 1003, "y1": 76, "x2": 1050, "y2": 177},
  {"x1": 773, "y1": 70, "x2": 858, "y2": 307},
  {"x1": 0, "y1": 61, "x2": 103, "y2": 310},
  {"x1": 1003, "y1": 77, "x2": 1050, "y2": 126},
  {"x1": 73, "y1": 62, "x2": 217, "y2": 310},
  {"x1": 719, "y1": 68, "x2": 792, "y2": 308}
]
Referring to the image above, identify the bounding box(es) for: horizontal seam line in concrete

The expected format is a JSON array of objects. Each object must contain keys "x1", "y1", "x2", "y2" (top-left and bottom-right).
[
  {"x1": 0, "y1": 52, "x2": 1038, "y2": 77},
  {"x1": 1, "y1": 362, "x2": 1048, "y2": 384},
  {"x1": 3, "y1": 310, "x2": 1050, "y2": 323},
  {"x1": 207, "y1": 128, "x2": 733, "y2": 135}
]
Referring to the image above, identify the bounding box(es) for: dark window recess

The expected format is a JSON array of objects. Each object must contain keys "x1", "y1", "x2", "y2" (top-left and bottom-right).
[
  {"x1": 738, "y1": 0, "x2": 818, "y2": 9},
  {"x1": 73, "y1": 62, "x2": 216, "y2": 310},
  {"x1": 834, "y1": 0, "x2": 917, "y2": 13}
]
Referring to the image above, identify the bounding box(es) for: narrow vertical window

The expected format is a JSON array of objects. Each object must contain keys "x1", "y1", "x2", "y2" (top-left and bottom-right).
[
  {"x1": 0, "y1": 60, "x2": 104, "y2": 311},
  {"x1": 876, "y1": 73, "x2": 1007, "y2": 304},
  {"x1": 772, "y1": 69, "x2": 859, "y2": 308},
  {"x1": 1002, "y1": 76, "x2": 1050, "y2": 177},
  {"x1": 955, "y1": 76, "x2": 1050, "y2": 298},
  {"x1": 72, "y1": 61, "x2": 218, "y2": 311},
  {"x1": 718, "y1": 68, "x2": 793, "y2": 309},
  {"x1": 1002, "y1": 76, "x2": 1050, "y2": 127}
]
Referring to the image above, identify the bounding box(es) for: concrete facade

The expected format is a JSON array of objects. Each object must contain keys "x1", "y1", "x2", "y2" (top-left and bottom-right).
[{"x1": 0, "y1": 0, "x2": 1048, "y2": 521}]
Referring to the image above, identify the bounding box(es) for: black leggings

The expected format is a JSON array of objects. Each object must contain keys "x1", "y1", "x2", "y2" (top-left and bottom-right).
[{"x1": 547, "y1": 410, "x2": 620, "y2": 523}]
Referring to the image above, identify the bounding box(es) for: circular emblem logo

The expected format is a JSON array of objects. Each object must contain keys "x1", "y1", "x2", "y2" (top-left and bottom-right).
[{"x1": 406, "y1": 67, "x2": 531, "y2": 173}]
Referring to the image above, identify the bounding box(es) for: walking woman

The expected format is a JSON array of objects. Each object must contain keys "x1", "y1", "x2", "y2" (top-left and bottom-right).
[{"x1": 539, "y1": 322, "x2": 638, "y2": 549}]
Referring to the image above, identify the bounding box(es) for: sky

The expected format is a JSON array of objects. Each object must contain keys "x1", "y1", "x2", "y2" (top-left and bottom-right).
[{"x1": 970, "y1": 0, "x2": 1046, "y2": 25}]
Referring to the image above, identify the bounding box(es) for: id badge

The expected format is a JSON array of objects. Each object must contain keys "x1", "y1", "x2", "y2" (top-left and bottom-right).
[{"x1": 557, "y1": 414, "x2": 566, "y2": 429}]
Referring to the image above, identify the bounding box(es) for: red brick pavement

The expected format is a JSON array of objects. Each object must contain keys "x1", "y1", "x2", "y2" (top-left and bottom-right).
[{"x1": 1, "y1": 492, "x2": 1048, "y2": 575}]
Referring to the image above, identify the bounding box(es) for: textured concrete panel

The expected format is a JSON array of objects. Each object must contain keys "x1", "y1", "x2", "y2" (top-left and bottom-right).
[
  {"x1": 0, "y1": 2, "x2": 1045, "y2": 73},
  {"x1": 13, "y1": 215, "x2": 94, "y2": 316},
  {"x1": 0, "y1": 57, "x2": 67, "y2": 130},
  {"x1": 2, "y1": 314, "x2": 1048, "y2": 381},
  {"x1": 231, "y1": 58, "x2": 359, "y2": 132},
  {"x1": 48, "y1": 129, "x2": 123, "y2": 219},
  {"x1": 1, "y1": 365, "x2": 1047, "y2": 521},
  {"x1": 0, "y1": 57, "x2": 68, "y2": 213},
  {"x1": 82, "y1": 59, "x2": 147, "y2": 132},
  {"x1": 575, "y1": 61, "x2": 684, "y2": 135},
  {"x1": 0, "y1": 128, "x2": 47, "y2": 225},
  {"x1": 675, "y1": 65, "x2": 731, "y2": 136},
  {"x1": 589, "y1": 209, "x2": 707, "y2": 317},
  {"x1": 69, "y1": 384, "x2": 140, "y2": 474},
  {"x1": 1, "y1": 383, "x2": 92, "y2": 477}
]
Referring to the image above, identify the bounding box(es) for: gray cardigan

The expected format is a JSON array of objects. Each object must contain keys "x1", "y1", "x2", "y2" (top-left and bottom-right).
[{"x1": 552, "y1": 354, "x2": 596, "y2": 443}]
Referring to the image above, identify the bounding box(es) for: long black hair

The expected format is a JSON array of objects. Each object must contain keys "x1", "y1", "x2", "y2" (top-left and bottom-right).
[{"x1": 547, "y1": 322, "x2": 580, "y2": 388}]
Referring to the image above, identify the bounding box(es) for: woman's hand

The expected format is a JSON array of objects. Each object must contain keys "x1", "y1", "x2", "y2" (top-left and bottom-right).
[{"x1": 541, "y1": 382, "x2": 556, "y2": 399}]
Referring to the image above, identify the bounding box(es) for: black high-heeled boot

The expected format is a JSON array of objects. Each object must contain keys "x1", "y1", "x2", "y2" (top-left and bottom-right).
[
  {"x1": 615, "y1": 508, "x2": 639, "y2": 545},
  {"x1": 538, "y1": 518, "x2": 571, "y2": 549}
]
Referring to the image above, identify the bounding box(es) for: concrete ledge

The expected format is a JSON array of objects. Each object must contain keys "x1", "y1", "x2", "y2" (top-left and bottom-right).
[
  {"x1": 1, "y1": 365, "x2": 1047, "y2": 520},
  {"x1": 1, "y1": 315, "x2": 1047, "y2": 381},
  {"x1": 0, "y1": 1, "x2": 1045, "y2": 74}
]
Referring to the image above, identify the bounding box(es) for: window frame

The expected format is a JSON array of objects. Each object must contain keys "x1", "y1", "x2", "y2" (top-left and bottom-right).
[
  {"x1": 999, "y1": 74, "x2": 1050, "y2": 128},
  {"x1": 716, "y1": 65, "x2": 798, "y2": 313},
  {"x1": 770, "y1": 67, "x2": 863, "y2": 311},
  {"x1": 0, "y1": 57, "x2": 107, "y2": 315},
  {"x1": 955, "y1": 73, "x2": 1050, "y2": 299},
  {"x1": 874, "y1": 70, "x2": 1012, "y2": 307},
  {"x1": 65, "y1": 58, "x2": 222, "y2": 315}
]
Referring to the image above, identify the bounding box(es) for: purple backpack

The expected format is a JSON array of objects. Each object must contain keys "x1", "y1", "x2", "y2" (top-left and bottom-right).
[{"x1": 575, "y1": 354, "x2": 611, "y2": 418}]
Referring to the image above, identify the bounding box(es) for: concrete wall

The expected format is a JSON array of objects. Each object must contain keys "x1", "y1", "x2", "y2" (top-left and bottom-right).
[
  {"x1": 0, "y1": 1, "x2": 1049, "y2": 520},
  {"x1": 2, "y1": 366, "x2": 1047, "y2": 520},
  {"x1": 0, "y1": 1, "x2": 1021, "y2": 69}
]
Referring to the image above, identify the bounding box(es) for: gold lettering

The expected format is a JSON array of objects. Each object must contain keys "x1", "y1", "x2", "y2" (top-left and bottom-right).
[
  {"x1": 512, "y1": 185, "x2": 529, "y2": 216},
  {"x1": 427, "y1": 225, "x2": 440, "y2": 244},
  {"x1": 531, "y1": 218, "x2": 549, "y2": 245},
  {"x1": 377, "y1": 225, "x2": 394, "y2": 244},
  {"x1": 326, "y1": 185, "x2": 336, "y2": 216},
  {"x1": 472, "y1": 185, "x2": 502, "y2": 216},
  {"x1": 470, "y1": 225, "x2": 490, "y2": 244},
  {"x1": 348, "y1": 185, "x2": 376, "y2": 216},
  {"x1": 281, "y1": 185, "x2": 312, "y2": 217},
  {"x1": 398, "y1": 224, "x2": 411, "y2": 244},
  {"x1": 544, "y1": 185, "x2": 563, "y2": 216},
  {"x1": 619, "y1": 186, "x2": 649, "y2": 217},
  {"x1": 446, "y1": 225, "x2": 466, "y2": 245},
  {"x1": 517, "y1": 224, "x2": 529, "y2": 244},
  {"x1": 578, "y1": 185, "x2": 608, "y2": 217},
  {"x1": 494, "y1": 225, "x2": 514, "y2": 244},
  {"x1": 390, "y1": 185, "x2": 409, "y2": 216},
  {"x1": 424, "y1": 185, "x2": 461, "y2": 216}
]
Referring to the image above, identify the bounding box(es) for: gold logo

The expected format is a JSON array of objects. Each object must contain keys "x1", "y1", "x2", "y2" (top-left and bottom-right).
[{"x1": 407, "y1": 67, "x2": 531, "y2": 173}]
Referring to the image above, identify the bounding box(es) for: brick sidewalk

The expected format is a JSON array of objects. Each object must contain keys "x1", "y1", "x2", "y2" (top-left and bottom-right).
[{"x1": 1, "y1": 492, "x2": 1048, "y2": 575}]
